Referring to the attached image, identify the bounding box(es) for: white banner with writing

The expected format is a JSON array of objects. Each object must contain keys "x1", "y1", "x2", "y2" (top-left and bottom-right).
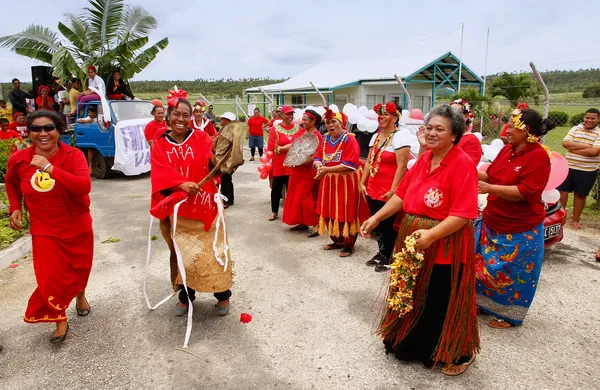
[{"x1": 112, "y1": 118, "x2": 152, "y2": 175}]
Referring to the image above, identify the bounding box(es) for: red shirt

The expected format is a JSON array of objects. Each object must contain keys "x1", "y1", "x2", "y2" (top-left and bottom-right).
[
  {"x1": 8, "y1": 122, "x2": 27, "y2": 138},
  {"x1": 5, "y1": 143, "x2": 93, "y2": 239},
  {"x1": 482, "y1": 143, "x2": 550, "y2": 233},
  {"x1": 314, "y1": 131, "x2": 360, "y2": 170},
  {"x1": 395, "y1": 146, "x2": 478, "y2": 264},
  {"x1": 0, "y1": 130, "x2": 20, "y2": 140},
  {"x1": 144, "y1": 120, "x2": 167, "y2": 142},
  {"x1": 457, "y1": 133, "x2": 482, "y2": 166},
  {"x1": 248, "y1": 116, "x2": 268, "y2": 137},
  {"x1": 500, "y1": 124, "x2": 510, "y2": 138},
  {"x1": 267, "y1": 123, "x2": 299, "y2": 177},
  {"x1": 189, "y1": 118, "x2": 217, "y2": 137},
  {"x1": 366, "y1": 130, "x2": 411, "y2": 201},
  {"x1": 289, "y1": 129, "x2": 323, "y2": 179}
]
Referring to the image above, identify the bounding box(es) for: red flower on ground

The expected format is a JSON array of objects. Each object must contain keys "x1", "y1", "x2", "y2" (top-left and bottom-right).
[{"x1": 240, "y1": 313, "x2": 252, "y2": 324}]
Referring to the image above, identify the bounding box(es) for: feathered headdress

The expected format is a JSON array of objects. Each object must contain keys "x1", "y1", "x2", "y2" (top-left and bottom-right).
[
  {"x1": 451, "y1": 98, "x2": 475, "y2": 120},
  {"x1": 324, "y1": 107, "x2": 347, "y2": 129}
]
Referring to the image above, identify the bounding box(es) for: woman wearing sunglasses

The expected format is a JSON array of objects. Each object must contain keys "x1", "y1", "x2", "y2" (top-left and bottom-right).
[{"x1": 5, "y1": 110, "x2": 94, "y2": 343}]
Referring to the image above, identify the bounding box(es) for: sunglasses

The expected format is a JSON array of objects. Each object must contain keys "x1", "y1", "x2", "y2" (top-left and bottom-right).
[{"x1": 29, "y1": 124, "x2": 57, "y2": 133}]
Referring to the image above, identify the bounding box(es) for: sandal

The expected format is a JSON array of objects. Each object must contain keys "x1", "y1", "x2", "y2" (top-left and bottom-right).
[
  {"x1": 323, "y1": 243, "x2": 342, "y2": 250},
  {"x1": 268, "y1": 213, "x2": 278, "y2": 221},
  {"x1": 290, "y1": 224, "x2": 308, "y2": 231},
  {"x1": 307, "y1": 229, "x2": 319, "y2": 238},
  {"x1": 441, "y1": 354, "x2": 476, "y2": 376},
  {"x1": 339, "y1": 248, "x2": 355, "y2": 257},
  {"x1": 487, "y1": 318, "x2": 513, "y2": 329},
  {"x1": 76, "y1": 298, "x2": 91, "y2": 317},
  {"x1": 50, "y1": 323, "x2": 70, "y2": 344}
]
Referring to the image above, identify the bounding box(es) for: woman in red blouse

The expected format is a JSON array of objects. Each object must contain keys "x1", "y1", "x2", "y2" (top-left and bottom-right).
[
  {"x1": 282, "y1": 109, "x2": 323, "y2": 237},
  {"x1": 476, "y1": 109, "x2": 555, "y2": 328},
  {"x1": 361, "y1": 104, "x2": 479, "y2": 375},
  {"x1": 450, "y1": 99, "x2": 482, "y2": 166},
  {"x1": 6, "y1": 110, "x2": 93, "y2": 343},
  {"x1": 361, "y1": 102, "x2": 411, "y2": 272},
  {"x1": 314, "y1": 108, "x2": 369, "y2": 257},
  {"x1": 189, "y1": 102, "x2": 217, "y2": 137},
  {"x1": 266, "y1": 105, "x2": 298, "y2": 221},
  {"x1": 144, "y1": 105, "x2": 166, "y2": 147}
]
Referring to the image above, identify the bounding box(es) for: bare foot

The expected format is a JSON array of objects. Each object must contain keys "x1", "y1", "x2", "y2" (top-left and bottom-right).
[{"x1": 571, "y1": 221, "x2": 582, "y2": 229}]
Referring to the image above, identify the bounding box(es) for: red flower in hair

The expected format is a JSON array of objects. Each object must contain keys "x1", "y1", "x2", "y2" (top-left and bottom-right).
[
  {"x1": 374, "y1": 102, "x2": 399, "y2": 116},
  {"x1": 167, "y1": 89, "x2": 188, "y2": 107},
  {"x1": 374, "y1": 103, "x2": 383, "y2": 114}
]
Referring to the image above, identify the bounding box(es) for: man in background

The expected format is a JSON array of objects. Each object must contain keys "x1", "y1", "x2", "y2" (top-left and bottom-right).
[
  {"x1": 204, "y1": 104, "x2": 216, "y2": 125},
  {"x1": 68, "y1": 78, "x2": 83, "y2": 116},
  {"x1": 8, "y1": 79, "x2": 33, "y2": 116}
]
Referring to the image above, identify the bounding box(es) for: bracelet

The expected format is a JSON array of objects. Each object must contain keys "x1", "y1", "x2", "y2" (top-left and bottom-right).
[{"x1": 42, "y1": 163, "x2": 52, "y2": 172}]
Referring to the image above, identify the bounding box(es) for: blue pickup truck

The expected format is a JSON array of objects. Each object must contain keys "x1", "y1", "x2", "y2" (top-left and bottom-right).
[{"x1": 61, "y1": 100, "x2": 154, "y2": 179}]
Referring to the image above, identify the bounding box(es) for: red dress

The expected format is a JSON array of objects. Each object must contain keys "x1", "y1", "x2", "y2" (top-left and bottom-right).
[
  {"x1": 366, "y1": 130, "x2": 411, "y2": 201},
  {"x1": 314, "y1": 131, "x2": 370, "y2": 242},
  {"x1": 267, "y1": 123, "x2": 298, "y2": 177},
  {"x1": 189, "y1": 118, "x2": 217, "y2": 138},
  {"x1": 144, "y1": 120, "x2": 167, "y2": 142},
  {"x1": 6, "y1": 143, "x2": 93, "y2": 323},
  {"x1": 282, "y1": 129, "x2": 323, "y2": 227}
]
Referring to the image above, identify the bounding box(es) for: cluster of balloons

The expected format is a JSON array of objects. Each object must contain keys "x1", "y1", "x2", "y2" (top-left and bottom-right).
[
  {"x1": 481, "y1": 139, "x2": 505, "y2": 162},
  {"x1": 257, "y1": 151, "x2": 275, "y2": 180},
  {"x1": 342, "y1": 104, "x2": 426, "y2": 134}
]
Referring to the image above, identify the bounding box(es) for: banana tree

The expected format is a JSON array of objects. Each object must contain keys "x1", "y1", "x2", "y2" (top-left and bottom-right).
[{"x1": 0, "y1": 0, "x2": 168, "y2": 83}]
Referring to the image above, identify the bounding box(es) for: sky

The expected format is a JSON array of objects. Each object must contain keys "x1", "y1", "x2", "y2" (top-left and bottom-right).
[{"x1": 0, "y1": 0, "x2": 598, "y2": 83}]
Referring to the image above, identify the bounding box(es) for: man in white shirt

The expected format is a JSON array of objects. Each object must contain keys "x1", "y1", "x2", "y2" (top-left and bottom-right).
[{"x1": 77, "y1": 65, "x2": 106, "y2": 105}]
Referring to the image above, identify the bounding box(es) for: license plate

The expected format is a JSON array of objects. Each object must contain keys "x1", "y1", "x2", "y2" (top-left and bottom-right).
[{"x1": 544, "y1": 224, "x2": 561, "y2": 240}]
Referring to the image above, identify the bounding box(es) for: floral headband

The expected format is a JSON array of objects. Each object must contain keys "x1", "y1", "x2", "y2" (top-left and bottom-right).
[
  {"x1": 166, "y1": 88, "x2": 188, "y2": 107},
  {"x1": 193, "y1": 104, "x2": 205, "y2": 113},
  {"x1": 374, "y1": 102, "x2": 401, "y2": 117},
  {"x1": 512, "y1": 108, "x2": 538, "y2": 144},
  {"x1": 451, "y1": 99, "x2": 475, "y2": 119}
]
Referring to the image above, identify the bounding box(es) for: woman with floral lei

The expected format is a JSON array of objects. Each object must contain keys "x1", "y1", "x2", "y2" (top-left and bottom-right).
[
  {"x1": 476, "y1": 109, "x2": 555, "y2": 329},
  {"x1": 361, "y1": 104, "x2": 480, "y2": 375},
  {"x1": 314, "y1": 107, "x2": 369, "y2": 257},
  {"x1": 360, "y1": 101, "x2": 411, "y2": 272},
  {"x1": 150, "y1": 88, "x2": 232, "y2": 323},
  {"x1": 450, "y1": 98, "x2": 482, "y2": 166},
  {"x1": 190, "y1": 100, "x2": 217, "y2": 137}
]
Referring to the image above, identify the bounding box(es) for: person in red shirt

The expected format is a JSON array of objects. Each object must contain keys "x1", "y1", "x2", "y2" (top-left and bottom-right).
[
  {"x1": 361, "y1": 104, "x2": 479, "y2": 375},
  {"x1": 189, "y1": 101, "x2": 217, "y2": 137},
  {"x1": 6, "y1": 110, "x2": 93, "y2": 343},
  {"x1": 266, "y1": 105, "x2": 298, "y2": 221},
  {"x1": 144, "y1": 105, "x2": 166, "y2": 147},
  {"x1": 476, "y1": 108, "x2": 555, "y2": 329},
  {"x1": 450, "y1": 99, "x2": 482, "y2": 166},
  {"x1": 35, "y1": 85, "x2": 56, "y2": 111},
  {"x1": 314, "y1": 107, "x2": 370, "y2": 257},
  {"x1": 8, "y1": 112, "x2": 28, "y2": 138},
  {"x1": 246, "y1": 108, "x2": 269, "y2": 161},
  {"x1": 361, "y1": 101, "x2": 411, "y2": 272},
  {"x1": 0, "y1": 118, "x2": 20, "y2": 140},
  {"x1": 267, "y1": 108, "x2": 281, "y2": 128},
  {"x1": 499, "y1": 102, "x2": 529, "y2": 144},
  {"x1": 282, "y1": 109, "x2": 323, "y2": 236}
]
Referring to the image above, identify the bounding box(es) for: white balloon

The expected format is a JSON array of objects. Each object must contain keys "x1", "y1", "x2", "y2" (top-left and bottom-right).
[
  {"x1": 305, "y1": 105, "x2": 315, "y2": 111},
  {"x1": 365, "y1": 109, "x2": 378, "y2": 120},
  {"x1": 490, "y1": 139, "x2": 504, "y2": 151},
  {"x1": 316, "y1": 106, "x2": 326, "y2": 116},
  {"x1": 357, "y1": 116, "x2": 367, "y2": 126},
  {"x1": 294, "y1": 108, "x2": 303, "y2": 116},
  {"x1": 273, "y1": 120, "x2": 282, "y2": 127},
  {"x1": 484, "y1": 147, "x2": 500, "y2": 162},
  {"x1": 407, "y1": 159, "x2": 416, "y2": 170},
  {"x1": 357, "y1": 121, "x2": 368, "y2": 132},
  {"x1": 329, "y1": 104, "x2": 339, "y2": 113},
  {"x1": 292, "y1": 118, "x2": 302, "y2": 125},
  {"x1": 366, "y1": 120, "x2": 379, "y2": 133},
  {"x1": 348, "y1": 113, "x2": 360, "y2": 125},
  {"x1": 343, "y1": 103, "x2": 358, "y2": 116},
  {"x1": 401, "y1": 109, "x2": 410, "y2": 118},
  {"x1": 542, "y1": 189, "x2": 560, "y2": 204},
  {"x1": 473, "y1": 132, "x2": 483, "y2": 142},
  {"x1": 358, "y1": 106, "x2": 369, "y2": 115},
  {"x1": 410, "y1": 141, "x2": 420, "y2": 156}
]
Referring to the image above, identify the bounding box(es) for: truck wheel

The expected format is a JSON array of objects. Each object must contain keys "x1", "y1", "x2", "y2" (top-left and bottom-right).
[{"x1": 91, "y1": 151, "x2": 110, "y2": 179}]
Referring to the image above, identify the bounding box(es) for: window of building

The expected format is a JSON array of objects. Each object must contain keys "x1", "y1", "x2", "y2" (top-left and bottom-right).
[
  {"x1": 291, "y1": 95, "x2": 303, "y2": 106},
  {"x1": 366, "y1": 94, "x2": 386, "y2": 108}
]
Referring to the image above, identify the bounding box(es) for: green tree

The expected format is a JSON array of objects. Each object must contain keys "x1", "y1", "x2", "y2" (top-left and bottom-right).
[
  {"x1": 0, "y1": 0, "x2": 168, "y2": 82},
  {"x1": 487, "y1": 72, "x2": 540, "y2": 107}
]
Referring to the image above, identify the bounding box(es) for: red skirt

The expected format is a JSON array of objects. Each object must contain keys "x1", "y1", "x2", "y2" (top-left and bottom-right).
[
  {"x1": 282, "y1": 173, "x2": 319, "y2": 227},
  {"x1": 316, "y1": 170, "x2": 370, "y2": 238},
  {"x1": 24, "y1": 230, "x2": 94, "y2": 323}
]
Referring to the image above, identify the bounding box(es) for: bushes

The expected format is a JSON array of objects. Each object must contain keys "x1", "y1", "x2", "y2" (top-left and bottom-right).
[
  {"x1": 0, "y1": 139, "x2": 18, "y2": 183},
  {"x1": 570, "y1": 112, "x2": 585, "y2": 126},
  {"x1": 583, "y1": 84, "x2": 600, "y2": 98},
  {"x1": 548, "y1": 111, "x2": 569, "y2": 127}
]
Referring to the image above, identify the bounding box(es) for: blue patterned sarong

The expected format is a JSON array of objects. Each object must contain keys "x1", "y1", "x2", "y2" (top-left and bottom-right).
[{"x1": 474, "y1": 218, "x2": 544, "y2": 325}]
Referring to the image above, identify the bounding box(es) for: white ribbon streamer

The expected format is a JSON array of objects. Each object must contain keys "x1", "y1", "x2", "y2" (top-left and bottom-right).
[
  {"x1": 144, "y1": 215, "x2": 177, "y2": 310},
  {"x1": 212, "y1": 187, "x2": 230, "y2": 272},
  {"x1": 172, "y1": 198, "x2": 193, "y2": 349}
]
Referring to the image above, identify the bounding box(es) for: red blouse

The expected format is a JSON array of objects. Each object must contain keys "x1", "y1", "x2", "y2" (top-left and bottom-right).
[
  {"x1": 267, "y1": 123, "x2": 298, "y2": 177},
  {"x1": 482, "y1": 143, "x2": 550, "y2": 233},
  {"x1": 366, "y1": 130, "x2": 411, "y2": 201},
  {"x1": 395, "y1": 146, "x2": 478, "y2": 264},
  {"x1": 144, "y1": 120, "x2": 167, "y2": 142},
  {"x1": 457, "y1": 133, "x2": 482, "y2": 166},
  {"x1": 5, "y1": 143, "x2": 92, "y2": 239},
  {"x1": 289, "y1": 129, "x2": 323, "y2": 179}
]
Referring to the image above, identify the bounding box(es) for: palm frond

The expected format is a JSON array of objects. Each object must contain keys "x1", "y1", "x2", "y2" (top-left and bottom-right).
[
  {"x1": 105, "y1": 36, "x2": 148, "y2": 60},
  {"x1": 119, "y1": 5, "x2": 157, "y2": 40},
  {"x1": 128, "y1": 37, "x2": 168, "y2": 78},
  {"x1": 52, "y1": 46, "x2": 82, "y2": 81},
  {"x1": 84, "y1": 0, "x2": 124, "y2": 52},
  {"x1": 0, "y1": 24, "x2": 60, "y2": 53},
  {"x1": 14, "y1": 47, "x2": 53, "y2": 64}
]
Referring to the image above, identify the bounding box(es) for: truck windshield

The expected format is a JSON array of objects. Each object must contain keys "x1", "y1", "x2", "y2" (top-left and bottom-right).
[{"x1": 110, "y1": 101, "x2": 154, "y2": 122}]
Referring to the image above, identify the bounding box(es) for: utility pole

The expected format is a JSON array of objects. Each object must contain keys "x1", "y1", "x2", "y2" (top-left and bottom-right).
[{"x1": 458, "y1": 23, "x2": 464, "y2": 92}]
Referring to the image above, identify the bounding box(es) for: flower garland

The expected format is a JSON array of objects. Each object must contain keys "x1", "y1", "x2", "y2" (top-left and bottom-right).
[
  {"x1": 322, "y1": 132, "x2": 348, "y2": 164},
  {"x1": 275, "y1": 123, "x2": 298, "y2": 136},
  {"x1": 368, "y1": 130, "x2": 395, "y2": 178},
  {"x1": 387, "y1": 232, "x2": 425, "y2": 316}
]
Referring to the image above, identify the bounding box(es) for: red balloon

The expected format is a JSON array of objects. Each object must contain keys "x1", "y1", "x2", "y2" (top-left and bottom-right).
[
  {"x1": 264, "y1": 162, "x2": 273, "y2": 172},
  {"x1": 266, "y1": 151, "x2": 274, "y2": 159},
  {"x1": 257, "y1": 164, "x2": 266, "y2": 173},
  {"x1": 260, "y1": 172, "x2": 268, "y2": 180},
  {"x1": 546, "y1": 151, "x2": 569, "y2": 190},
  {"x1": 260, "y1": 155, "x2": 270, "y2": 163}
]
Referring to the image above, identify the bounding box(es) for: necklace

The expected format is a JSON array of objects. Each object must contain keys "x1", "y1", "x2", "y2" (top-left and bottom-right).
[
  {"x1": 368, "y1": 130, "x2": 396, "y2": 178},
  {"x1": 322, "y1": 131, "x2": 348, "y2": 164},
  {"x1": 276, "y1": 123, "x2": 298, "y2": 136}
]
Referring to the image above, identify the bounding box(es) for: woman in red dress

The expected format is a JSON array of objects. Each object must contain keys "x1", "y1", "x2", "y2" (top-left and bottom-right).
[
  {"x1": 6, "y1": 110, "x2": 93, "y2": 343},
  {"x1": 36, "y1": 86, "x2": 55, "y2": 111},
  {"x1": 144, "y1": 105, "x2": 166, "y2": 147},
  {"x1": 361, "y1": 104, "x2": 479, "y2": 375},
  {"x1": 282, "y1": 109, "x2": 323, "y2": 237},
  {"x1": 266, "y1": 105, "x2": 299, "y2": 221},
  {"x1": 314, "y1": 108, "x2": 369, "y2": 257},
  {"x1": 189, "y1": 101, "x2": 217, "y2": 137},
  {"x1": 361, "y1": 102, "x2": 411, "y2": 272},
  {"x1": 450, "y1": 99, "x2": 482, "y2": 166}
]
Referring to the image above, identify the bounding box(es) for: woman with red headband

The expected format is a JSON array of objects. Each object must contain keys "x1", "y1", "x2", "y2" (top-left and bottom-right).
[
  {"x1": 450, "y1": 99, "x2": 482, "y2": 166},
  {"x1": 314, "y1": 108, "x2": 369, "y2": 257},
  {"x1": 282, "y1": 109, "x2": 323, "y2": 236},
  {"x1": 266, "y1": 105, "x2": 299, "y2": 221},
  {"x1": 190, "y1": 101, "x2": 217, "y2": 137},
  {"x1": 361, "y1": 102, "x2": 411, "y2": 271},
  {"x1": 36, "y1": 86, "x2": 55, "y2": 111},
  {"x1": 8, "y1": 112, "x2": 27, "y2": 138}
]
